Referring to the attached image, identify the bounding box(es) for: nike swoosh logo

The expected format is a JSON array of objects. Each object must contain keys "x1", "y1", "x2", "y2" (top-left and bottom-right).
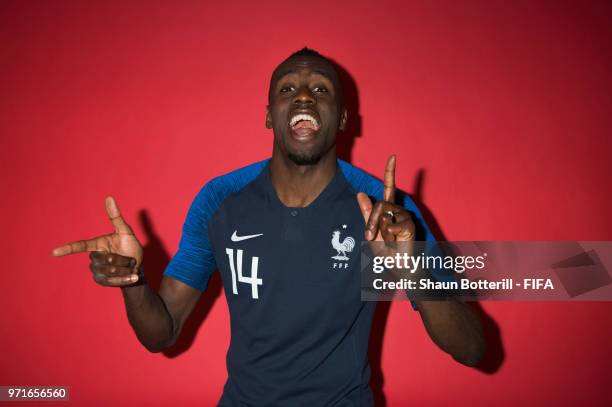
[{"x1": 231, "y1": 231, "x2": 264, "y2": 242}]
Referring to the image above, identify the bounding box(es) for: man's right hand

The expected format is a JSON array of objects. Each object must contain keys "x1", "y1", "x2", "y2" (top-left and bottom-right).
[{"x1": 52, "y1": 196, "x2": 144, "y2": 287}]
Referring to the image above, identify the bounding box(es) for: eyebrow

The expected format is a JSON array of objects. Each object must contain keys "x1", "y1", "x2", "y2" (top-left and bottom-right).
[{"x1": 313, "y1": 69, "x2": 333, "y2": 79}]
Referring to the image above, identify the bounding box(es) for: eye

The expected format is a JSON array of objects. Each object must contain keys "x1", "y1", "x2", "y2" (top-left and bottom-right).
[
  {"x1": 280, "y1": 86, "x2": 295, "y2": 93},
  {"x1": 313, "y1": 86, "x2": 328, "y2": 93}
]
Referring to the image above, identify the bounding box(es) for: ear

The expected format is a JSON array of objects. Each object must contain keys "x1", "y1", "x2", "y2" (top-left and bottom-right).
[
  {"x1": 339, "y1": 108, "x2": 348, "y2": 131},
  {"x1": 265, "y1": 106, "x2": 272, "y2": 129}
]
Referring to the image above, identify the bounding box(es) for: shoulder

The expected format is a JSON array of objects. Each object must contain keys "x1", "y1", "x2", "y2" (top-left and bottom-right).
[
  {"x1": 338, "y1": 159, "x2": 386, "y2": 200},
  {"x1": 194, "y1": 159, "x2": 269, "y2": 206},
  {"x1": 187, "y1": 159, "x2": 269, "y2": 222}
]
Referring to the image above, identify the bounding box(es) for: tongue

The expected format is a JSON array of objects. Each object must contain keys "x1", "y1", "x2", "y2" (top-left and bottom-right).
[{"x1": 293, "y1": 120, "x2": 316, "y2": 130}]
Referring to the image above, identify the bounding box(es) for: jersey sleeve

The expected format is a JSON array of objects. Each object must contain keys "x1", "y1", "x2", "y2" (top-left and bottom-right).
[
  {"x1": 163, "y1": 181, "x2": 219, "y2": 291},
  {"x1": 163, "y1": 160, "x2": 270, "y2": 291}
]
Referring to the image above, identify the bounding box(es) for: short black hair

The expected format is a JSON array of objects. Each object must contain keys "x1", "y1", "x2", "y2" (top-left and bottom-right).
[
  {"x1": 287, "y1": 47, "x2": 328, "y2": 61},
  {"x1": 269, "y1": 47, "x2": 343, "y2": 104}
]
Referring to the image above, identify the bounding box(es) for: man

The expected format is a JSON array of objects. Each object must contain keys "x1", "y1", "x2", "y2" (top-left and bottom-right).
[{"x1": 53, "y1": 48, "x2": 485, "y2": 406}]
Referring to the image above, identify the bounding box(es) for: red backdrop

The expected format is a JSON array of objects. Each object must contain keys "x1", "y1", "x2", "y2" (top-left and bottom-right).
[{"x1": 2, "y1": 1, "x2": 611, "y2": 405}]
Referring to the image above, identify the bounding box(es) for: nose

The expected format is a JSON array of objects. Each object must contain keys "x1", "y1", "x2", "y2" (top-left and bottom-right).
[{"x1": 292, "y1": 86, "x2": 315, "y2": 106}]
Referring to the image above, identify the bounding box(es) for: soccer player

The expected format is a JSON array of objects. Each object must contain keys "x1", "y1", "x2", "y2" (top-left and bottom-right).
[{"x1": 53, "y1": 48, "x2": 485, "y2": 406}]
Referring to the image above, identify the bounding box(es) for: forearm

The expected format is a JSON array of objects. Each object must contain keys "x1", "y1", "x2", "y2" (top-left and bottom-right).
[
  {"x1": 121, "y1": 282, "x2": 175, "y2": 353},
  {"x1": 414, "y1": 299, "x2": 485, "y2": 366}
]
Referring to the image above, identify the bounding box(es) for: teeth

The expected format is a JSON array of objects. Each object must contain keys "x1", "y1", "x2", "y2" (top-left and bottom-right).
[{"x1": 290, "y1": 114, "x2": 319, "y2": 128}]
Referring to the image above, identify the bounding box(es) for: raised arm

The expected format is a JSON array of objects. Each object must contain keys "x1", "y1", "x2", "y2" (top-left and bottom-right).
[
  {"x1": 356, "y1": 156, "x2": 486, "y2": 366},
  {"x1": 53, "y1": 197, "x2": 201, "y2": 352}
]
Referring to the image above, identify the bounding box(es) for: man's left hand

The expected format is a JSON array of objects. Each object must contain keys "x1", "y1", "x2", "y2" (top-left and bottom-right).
[{"x1": 357, "y1": 155, "x2": 415, "y2": 242}]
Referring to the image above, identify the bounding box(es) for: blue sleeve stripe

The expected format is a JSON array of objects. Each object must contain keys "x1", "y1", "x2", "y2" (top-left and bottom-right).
[{"x1": 163, "y1": 159, "x2": 269, "y2": 291}]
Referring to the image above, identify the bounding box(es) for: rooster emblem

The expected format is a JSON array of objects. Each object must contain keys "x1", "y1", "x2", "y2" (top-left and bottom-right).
[{"x1": 331, "y1": 228, "x2": 355, "y2": 261}]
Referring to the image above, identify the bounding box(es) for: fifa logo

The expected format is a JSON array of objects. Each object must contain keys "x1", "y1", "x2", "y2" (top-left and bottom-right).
[{"x1": 225, "y1": 248, "x2": 262, "y2": 299}]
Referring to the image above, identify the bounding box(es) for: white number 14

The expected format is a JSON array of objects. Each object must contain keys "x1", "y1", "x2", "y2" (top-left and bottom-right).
[{"x1": 225, "y1": 248, "x2": 263, "y2": 299}]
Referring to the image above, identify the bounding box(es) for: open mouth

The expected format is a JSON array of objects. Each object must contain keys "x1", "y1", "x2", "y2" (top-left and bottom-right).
[{"x1": 289, "y1": 113, "x2": 321, "y2": 138}]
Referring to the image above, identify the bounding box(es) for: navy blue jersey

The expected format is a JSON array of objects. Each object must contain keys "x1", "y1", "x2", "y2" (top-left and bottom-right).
[{"x1": 164, "y1": 159, "x2": 435, "y2": 406}]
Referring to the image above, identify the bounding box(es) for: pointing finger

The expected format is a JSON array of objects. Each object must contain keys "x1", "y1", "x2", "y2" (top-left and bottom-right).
[
  {"x1": 105, "y1": 196, "x2": 133, "y2": 235},
  {"x1": 52, "y1": 238, "x2": 100, "y2": 256},
  {"x1": 383, "y1": 155, "x2": 396, "y2": 203}
]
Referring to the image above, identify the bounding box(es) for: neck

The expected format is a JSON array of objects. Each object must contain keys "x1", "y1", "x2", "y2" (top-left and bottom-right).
[{"x1": 269, "y1": 147, "x2": 337, "y2": 207}]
